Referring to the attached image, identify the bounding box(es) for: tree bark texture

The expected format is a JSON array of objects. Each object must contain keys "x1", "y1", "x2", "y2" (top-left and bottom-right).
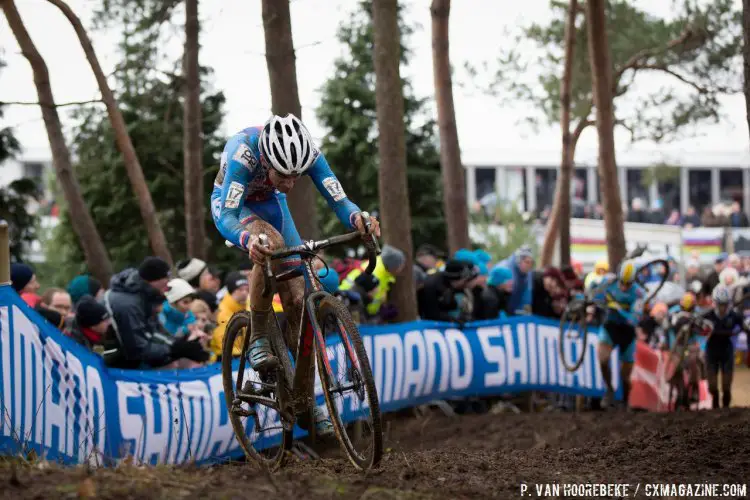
[
  {"x1": 540, "y1": 0, "x2": 578, "y2": 268},
  {"x1": 585, "y1": 0, "x2": 626, "y2": 268},
  {"x1": 2, "y1": 0, "x2": 114, "y2": 285},
  {"x1": 372, "y1": 0, "x2": 418, "y2": 321},
  {"x1": 261, "y1": 0, "x2": 319, "y2": 240},
  {"x1": 430, "y1": 0, "x2": 470, "y2": 255},
  {"x1": 46, "y1": 0, "x2": 173, "y2": 265},
  {"x1": 183, "y1": 0, "x2": 206, "y2": 259}
]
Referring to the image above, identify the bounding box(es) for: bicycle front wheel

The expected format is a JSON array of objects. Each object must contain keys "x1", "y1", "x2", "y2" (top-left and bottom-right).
[
  {"x1": 558, "y1": 304, "x2": 589, "y2": 372},
  {"x1": 221, "y1": 311, "x2": 292, "y2": 470},
  {"x1": 315, "y1": 296, "x2": 382, "y2": 470}
]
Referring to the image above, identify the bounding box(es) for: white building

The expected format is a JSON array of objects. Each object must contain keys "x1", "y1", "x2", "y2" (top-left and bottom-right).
[{"x1": 462, "y1": 147, "x2": 750, "y2": 216}]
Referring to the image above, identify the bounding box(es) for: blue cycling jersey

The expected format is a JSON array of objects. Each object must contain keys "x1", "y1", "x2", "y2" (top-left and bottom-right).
[
  {"x1": 210, "y1": 126, "x2": 361, "y2": 263},
  {"x1": 588, "y1": 273, "x2": 646, "y2": 326}
]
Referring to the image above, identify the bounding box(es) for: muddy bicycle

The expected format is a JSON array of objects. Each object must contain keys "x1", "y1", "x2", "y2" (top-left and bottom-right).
[
  {"x1": 221, "y1": 219, "x2": 383, "y2": 471},
  {"x1": 558, "y1": 258, "x2": 670, "y2": 372},
  {"x1": 664, "y1": 313, "x2": 710, "y2": 411}
]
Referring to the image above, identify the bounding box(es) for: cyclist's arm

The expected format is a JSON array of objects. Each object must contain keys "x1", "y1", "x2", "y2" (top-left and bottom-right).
[
  {"x1": 308, "y1": 152, "x2": 361, "y2": 230},
  {"x1": 215, "y1": 136, "x2": 254, "y2": 250}
]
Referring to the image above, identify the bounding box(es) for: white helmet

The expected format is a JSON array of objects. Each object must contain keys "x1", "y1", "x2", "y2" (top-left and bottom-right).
[{"x1": 259, "y1": 114, "x2": 318, "y2": 176}]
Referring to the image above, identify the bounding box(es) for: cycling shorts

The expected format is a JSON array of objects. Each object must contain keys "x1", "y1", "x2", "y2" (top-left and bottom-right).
[
  {"x1": 210, "y1": 192, "x2": 303, "y2": 270},
  {"x1": 598, "y1": 321, "x2": 636, "y2": 363}
]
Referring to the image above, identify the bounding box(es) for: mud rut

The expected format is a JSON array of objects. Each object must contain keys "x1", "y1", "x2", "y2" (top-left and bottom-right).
[{"x1": 3, "y1": 407, "x2": 750, "y2": 499}]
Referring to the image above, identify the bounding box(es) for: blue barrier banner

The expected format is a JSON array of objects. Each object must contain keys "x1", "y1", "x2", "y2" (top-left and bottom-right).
[{"x1": 0, "y1": 285, "x2": 620, "y2": 466}]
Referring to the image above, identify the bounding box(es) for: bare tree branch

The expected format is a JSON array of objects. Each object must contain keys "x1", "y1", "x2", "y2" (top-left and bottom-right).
[
  {"x1": 629, "y1": 63, "x2": 741, "y2": 94},
  {"x1": 0, "y1": 98, "x2": 103, "y2": 107},
  {"x1": 613, "y1": 29, "x2": 693, "y2": 84}
]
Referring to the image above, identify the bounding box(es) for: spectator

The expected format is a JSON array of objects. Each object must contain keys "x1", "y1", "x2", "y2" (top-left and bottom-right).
[
  {"x1": 413, "y1": 244, "x2": 444, "y2": 289},
  {"x1": 11, "y1": 262, "x2": 41, "y2": 307},
  {"x1": 497, "y1": 246, "x2": 534, "y2": 315},
  {"x1": 35, "y1": 306, "x2": 65, "y2": 331},
  {"x1": 210, "y1": 271, "x2": 250, "y2": 359},
  {"x1": 476, "y1": 265, "x2": 513, "y2": 320},
  {"x1": 664, "y1": 209, "x2": 682, "y2": 226},
  {"x1": 584, "y1": 259, "x2": 609, "y2": 290},
  {"x1": 628, "y1": 198, "x2": 649, "y2": 223},
  {"x1": 704, "y1": 253, "x2": 726, "y2": 295},
  {"x1": 344, "y1": 273, "x2": 379, "y2": 323},
  {"x1": 39, "y1": 288, "x2": 74, "y2": 319},
  {"x1": 728, "y1": 253, "x2": 742, "y2": 271},
  {"x1": 729, "y1": 201, "x2": 749, "y2": 228},
  {"x1": 189, "y1": 299, "x2": 214, "y2": 335},
  {"x1": 561, "y1": 265, "x2": 584, "y2": 296},
  {"x1": 105, "y1": 256, "x2": 208, "y2": 369},
  {"x1": 417, "y1": 260, "x2": 472, "y2": 322},
  {"x1": 159, "y1": 279, "x2": 197, "y2": 336},
  {"x1": 701, "y1": 206, "x2": 722, "y2": 227},
  {"x1": 340, "y1": 244, "x2": 405, "y2": 320},
  {"x1": 684, "y1": 259, "x2": 702, "y2": 283},
  {"x1": 531, "y1": 267, "x2": 566, "y2": 318},
  {"x1": 67, "y1": 296, "x2": 111, "y2": 351},
  {"x1": 176, "y1": 258, "x2": 223, "y2": 313},
  {"x1": 67, "y1": 274, "x2": 104, "y2": 306},
  {"x1": 648, "y1": 198, "x2": 665, "y2": 224},
  {"x1": 681, "y1": 205, "x2": 700, "y2": 228}
]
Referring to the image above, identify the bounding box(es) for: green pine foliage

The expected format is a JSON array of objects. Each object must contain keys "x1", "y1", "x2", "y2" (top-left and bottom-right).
[
  {"x1": 315, "y1": 1, "x2": 445, "y2": 253},
  {"x1": 46, "y1": 35, "x2": 238, "y2": 284}
]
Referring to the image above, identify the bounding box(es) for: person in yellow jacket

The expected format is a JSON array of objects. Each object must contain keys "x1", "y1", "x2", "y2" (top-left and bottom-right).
[
  {"x1": 340, "y1": 244, "x2": 406, "y2": 318},
  {"x1": 584, "y1": 258, "x2": 609, "y2": 290},
  {"x1": 210, "y1": 271, "x2": 250, "y2": 359}
]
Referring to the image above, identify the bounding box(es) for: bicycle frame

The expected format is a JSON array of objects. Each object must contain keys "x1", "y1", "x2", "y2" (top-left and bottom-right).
[{"x1": 230, "y1": 226, "x2": 379, "y2": 423}]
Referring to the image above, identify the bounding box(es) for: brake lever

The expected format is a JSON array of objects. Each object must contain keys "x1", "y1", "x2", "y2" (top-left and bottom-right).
[
  {"x1": 259, "y1": 233, "x2": 274, "y2": 298},
  {"x1": 360, "y1": 211, "x2": 381, "y2": 274}
]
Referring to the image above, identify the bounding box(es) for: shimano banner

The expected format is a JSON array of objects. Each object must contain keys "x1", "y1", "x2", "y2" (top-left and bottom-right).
[{"x1": 0, "y1": 286, "x2": 619, "y2": 466}]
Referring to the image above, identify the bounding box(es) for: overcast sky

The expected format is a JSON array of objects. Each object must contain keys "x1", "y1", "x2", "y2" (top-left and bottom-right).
[{"x1": 0, "y1": 0, "x2": 747, "y2": 167}]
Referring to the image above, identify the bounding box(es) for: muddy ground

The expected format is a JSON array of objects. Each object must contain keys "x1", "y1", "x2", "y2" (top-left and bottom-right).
[{"x1": 3, "y1": 369, "x2": 750, "y2": 499}]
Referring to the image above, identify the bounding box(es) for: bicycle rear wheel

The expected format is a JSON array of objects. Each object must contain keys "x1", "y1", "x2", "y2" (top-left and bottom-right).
[
  {"x1": 221, "y1": 311, "x2": 293, "y2": 470},
  {"x1": 315, "y1": 296, "x2": 382, "y2": 470},
  {"x1": 558, "y1": 303, "x2": 589, "y2": 372}
]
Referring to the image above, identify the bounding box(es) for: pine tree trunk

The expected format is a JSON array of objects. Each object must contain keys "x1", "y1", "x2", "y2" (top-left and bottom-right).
[
  {"x1": 586, "y1": 0, "x2": 626, "y2": 268},
  {"x1": 261, "y1": 0, "x2": 318, "y2": 240},
  {"x1": 540, "y1": 0, "x2": 578, "y2": 268},
  {"x1": 372, "y1": 0, "x2": 418, "y2": 321},
  {"x1": 2, "y1": 0, "x2": 113, "y2": 286},
  {"x1": 430, "y1": 0, "x2": 469, "y2": 255},
  {"x1": 183, "y1": 0, "x2": 206, "y2": 259},
  {"x1": 743, "y1": 0, "x2": 750, "y2": 148},
  {"x1": 46, "y1": 0, "x2": 173, "y2": 265}
]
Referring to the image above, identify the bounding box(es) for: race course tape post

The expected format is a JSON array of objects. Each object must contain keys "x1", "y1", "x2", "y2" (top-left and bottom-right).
[{"x1": 0, "y1": 286, "x2": 620, "y2": 465}]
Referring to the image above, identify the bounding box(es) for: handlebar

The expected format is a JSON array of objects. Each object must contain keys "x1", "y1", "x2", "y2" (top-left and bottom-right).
[{"x1": 224, "y1": 211, "x2": 381, "y2": 298}]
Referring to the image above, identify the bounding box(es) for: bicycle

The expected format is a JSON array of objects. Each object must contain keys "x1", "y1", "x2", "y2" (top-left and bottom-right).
[
  {"x1": 221, "y1": 216, "x2": 383, "y2": 471},
  {"x1": 558, "y1": 258, "x2": 670, "y2": 373},
  {"x1": 664, "y1": 314, "x2": 710, "y2": 411}
]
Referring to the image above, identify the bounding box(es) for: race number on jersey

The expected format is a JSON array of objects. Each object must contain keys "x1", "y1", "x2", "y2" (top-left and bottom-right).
[
  {"x1": 225, "y1": 181, "x2": 245, "y2": 209},
  {"x1": 322, "y1": 177, "x2": 347, "y2": 202}
]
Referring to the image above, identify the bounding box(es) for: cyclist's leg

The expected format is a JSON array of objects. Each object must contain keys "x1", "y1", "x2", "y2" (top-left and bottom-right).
[
  {"x1": 619, "y1": 332, "x2": 636, "y2": 406},
  {"x1": 721, "y1": 343, "x2": 735, "y2": 408},
  {"x1": 705, "y1": 347, "x2": 720, "y2": 409},
  {"x1": 596, "y1": 323, "x2": 615, "y2": 393},
  {"x1": 242, "y1": 202, "x2": 286, "y2": 371}
]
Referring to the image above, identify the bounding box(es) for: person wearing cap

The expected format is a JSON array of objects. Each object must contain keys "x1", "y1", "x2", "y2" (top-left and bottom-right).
[
  {"x1": 211, "y1": 271, "x2": 251, "y2": 358},
  {"x1": 11, "y1": 262, "x2": 41, "y2": 307},
  {"x1": 340, "y1": 243, "x2": 406, "y2": 318},
  {"x1": 159, "y1": 279, "x2": 198, "y2": 336},
  {"x1": 413, "y1": 244, "x2": 445, "y2": 289},
  {"x1": 176, "y1": 258, "x2": 222, "y2": 313},
  {"x1": 417, "y1": 259, "x2": 473, "y2": 322},
  {"x1": 495, "y1": 245, "x2": 535, "y2": 315},
  {"x1": 452, "y1": 248, "x2": 488, "y2": 321},
  {"x1": 104, "y1": 256, "x2": 209, "y2": 369},
  {"x1": 67, "y1": 274, "x2": 104, "y2": 306},
  {"x1": 476, "y1": 265, "x2": 513, "y2": 320},
  {"x1": 67, "y1": 296, "x2": 112, "y2": 351}
]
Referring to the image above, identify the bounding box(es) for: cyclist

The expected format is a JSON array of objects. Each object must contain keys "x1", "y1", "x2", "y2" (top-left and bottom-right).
[
  {"x1": 702, "y1": 285, "x2": 748, "y2": 408},
  {"x1": 211, "y1": 114, "x2": 379, "y2": 434},
  {"x1": 588, "y1": 259, "x2": 646, "y2": 408},
  {"x1": 666, "y1": 292, "x2": 708, "y2": 406}
]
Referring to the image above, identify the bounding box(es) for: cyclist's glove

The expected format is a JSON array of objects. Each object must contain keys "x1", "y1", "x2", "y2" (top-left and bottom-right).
[{"x1": 171, "y1": 337, "x2": 210, "y2": 363}]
